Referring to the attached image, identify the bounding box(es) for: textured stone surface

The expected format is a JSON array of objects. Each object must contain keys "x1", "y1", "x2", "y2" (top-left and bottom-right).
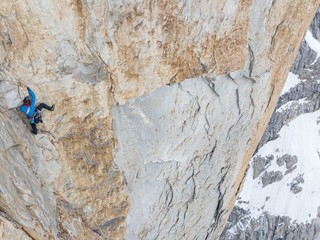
[
  {"x1": 113, "y1": 73, "x2": 260, "y2": 239},
  {"x1": 261, "y1": 170, "x2": 284, "y2": 187},
  {"x1": 221, "y1": 8, "x2": 320, "y2": 240},
  {"x1": 252, "y1": 155, "x2": 274, "y2": 179},
  {"x1": 222, "y1": 206, "x2": 320, "y2": 240},
  {"x1": 0, "y1": 107, "x2": 60, "y2": 239},
  {"x1": 0, "y1": 0, "x2": 319, "y2": 239},
  {"x1": 0, "y1": 215, "x2": 32, "y2": 240}
]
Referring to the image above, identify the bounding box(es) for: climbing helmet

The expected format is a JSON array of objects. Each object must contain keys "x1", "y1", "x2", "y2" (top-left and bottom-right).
[{"x1": 23, "y1": 96, "x2": 31, "y2": 105}]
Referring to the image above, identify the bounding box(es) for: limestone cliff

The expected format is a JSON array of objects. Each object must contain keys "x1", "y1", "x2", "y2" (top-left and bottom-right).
[
  {"x1": 221, "y1": 8, "x2": 320, "y2": 239},
  {"x1": 0, "y1": 0, "x2": 318, "y2": 239}
]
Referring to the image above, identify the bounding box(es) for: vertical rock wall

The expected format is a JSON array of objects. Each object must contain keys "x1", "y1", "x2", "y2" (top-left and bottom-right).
[
  {"x1": 0, "y1": 0, "x2": 319, "y2": 239},
  {"x1": 221, "y1": 8, "x2": 320, "y2": 240},
  {"x1": 113, "y1": 1, "x2": 319, "y2": 239}
]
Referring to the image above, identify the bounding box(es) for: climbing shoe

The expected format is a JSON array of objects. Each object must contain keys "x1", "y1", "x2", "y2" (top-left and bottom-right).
[{"x1": 50, "y1": 104, "x2": 55, "y2": 111}]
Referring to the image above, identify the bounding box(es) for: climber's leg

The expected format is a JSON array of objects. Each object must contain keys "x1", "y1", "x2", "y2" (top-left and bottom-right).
[
  {"x1": 36, "y1": 103, "x2": 55, "y2": 111},
  {"x1": 30, "y1": 123, "x2": 37, "y2": 135}
]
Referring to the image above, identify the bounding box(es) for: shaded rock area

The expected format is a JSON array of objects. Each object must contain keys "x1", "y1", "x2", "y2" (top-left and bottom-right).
[
  {"x1": 288, "y1": 174, "x2": 305, "y2": 194},
  {"x1": 256, "y1": 79, "x2": 320, "y2": 150},
  {"x1": 252, "y1": 155, "x2": 274, "y2": 179},
  {"x1": 251, "y1": 153, "x2": 298, "y2": 186},
  {"x1": 277, "y1": 154, "x2": 298, "y2": 175},
  {"x1": 261, "y1": 171, "x2": 284, "y2": 187},
  {"x1": 222, "y1": 206, "x2": 320, "y2": 240}
]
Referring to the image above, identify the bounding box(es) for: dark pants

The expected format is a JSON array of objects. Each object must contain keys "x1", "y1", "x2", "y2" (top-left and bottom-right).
[
  {"x1": 36, "y1": 103, "x2": 52, "y2": 111},
  {"x1": 30, "y1": 103, "x2": 52, "y2": 135}
]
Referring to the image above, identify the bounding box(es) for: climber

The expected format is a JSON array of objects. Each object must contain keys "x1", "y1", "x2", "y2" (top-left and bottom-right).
[{"x1": 20, "y1": 87, "x2": 55, "y2": 135}]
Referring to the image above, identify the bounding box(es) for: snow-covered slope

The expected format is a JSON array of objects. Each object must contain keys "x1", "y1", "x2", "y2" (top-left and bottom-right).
[
  {"x1": 240, "y1": 88, "x2": 320, "y2": 223},
  {"x1": 221, "y1": 9, "x2": 320, "y2": 240}
]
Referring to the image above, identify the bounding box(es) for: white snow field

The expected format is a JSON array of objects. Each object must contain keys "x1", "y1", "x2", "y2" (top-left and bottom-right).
[{"x1": 238, "y1": 67, "x2": 320, "y2": 223}]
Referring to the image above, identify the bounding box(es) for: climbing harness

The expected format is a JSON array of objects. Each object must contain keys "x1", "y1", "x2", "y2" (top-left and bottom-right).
[{"x1": 33, "y1": 109, "x2": 43, "y2": 124}]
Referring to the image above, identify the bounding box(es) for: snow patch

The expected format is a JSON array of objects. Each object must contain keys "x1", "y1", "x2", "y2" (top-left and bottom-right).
[
  {"x1": 281, "y1": 72, "x2": 301, "y2": 95},
  {"x1": 305, "y1": 30, "x2": 320, "y2": 64},
  {"x1": 238, "y1": 110, "x2": 320, "y2": 223}
]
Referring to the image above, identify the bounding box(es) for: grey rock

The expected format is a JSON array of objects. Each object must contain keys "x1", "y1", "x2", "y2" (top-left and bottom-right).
[
  {"x1": 257, "y1": 80, "x2": 320, "y2": 150},
  {"x1": 291, "y1": 40, "x2": 317, "y2": 74},
  {"x1": 221, "y1": 206, "x2": 320, "y2": 240},
  {"x1": 252, "y1": 155, "x2": 274, "y2": 179},
  {"x1": 276, "y1": 154, "x2": 298, "y2": 175},
  {"x1": 288, "y1": 174, "x2": 305, "y2": 194},
  {"x1": 261, "y1": 171, "x2": 284, "y2": 187},
  {"x1": 222, "y1": 7, "x2": 320, "y2": 240},
  {"x1": 310, "y1": 8, "x2": 320, "y2": 42}
]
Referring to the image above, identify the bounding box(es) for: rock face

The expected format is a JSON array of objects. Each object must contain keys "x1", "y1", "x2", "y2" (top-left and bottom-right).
[
  {"x1": 221, "y1": 8, "x2": 320, "y2": 240},
  {"x1": 0, "y1": 0, "x2": 319, "y2": 239}
]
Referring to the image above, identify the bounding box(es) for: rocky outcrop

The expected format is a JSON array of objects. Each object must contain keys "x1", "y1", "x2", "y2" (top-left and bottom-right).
[
  {"x1": 0, "y1": 0, "x2": 319, "y2": 239},
  {"x1": 256, "y1": 76, "x2": 320, "y2": 150},
  {"x1": 222, "y1": 206, "x2": 320, "y2": 240},
  {"x1": 221, "y1": 7, "x2": 320, "y2": 240},
  {"x1": 0, "y1": 215, "x2": 32, "y2": 240}
]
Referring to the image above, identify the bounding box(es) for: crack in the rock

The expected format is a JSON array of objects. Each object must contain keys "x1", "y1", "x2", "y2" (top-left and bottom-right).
[
  {"x1": 179, "y1": 95, "x2": 201, "y2": 133},
  {"x1": 226, "y1": 73, "x2": 238, "y2": 86},
  {"x1": 177, "y1": 82, "x2": 195, "y2": 97},
  {"x1": 249, "y1": 87, "x2": 255, "y2": 119},
  {"x1": 226, "y1": 73, "x2": 242, "y2": 115},
  {"x1": 133, "y1": 18, "x2": 145, "y2": 29},
  {"x1": 207, "y1": 140, "x2": 217, "y2": 162},
  {"x1": 248, "y1": 43, "x2": 255, "y2": 77},
  {"x1": 236, "y1": 88, "x2": 241, "y2": 115},
  {"x1": 109, "y1": 74, "x2": 119, "y2": 105},
  {"x1": 205, "y1": 166, "x2": 230, "y2": 240},
  {"x1": 268, "y1": 20, "x2": 285, "y2": 61},
  {"x1": 265, "y1": 84, "x2": 275, "y2": 112},
  {"x1": 177, "y1": 82, "x2": 203, "y2": 132},
  {"x1": 194, "y1": 139, "x2": 218, "y2": 164},
  {"x1": 202, "y1": 77, "x2": 220, "y2": 99},
  {"x1": 156, "y1": 179, "x2": 176, "y2": 237},
  {"x1": 0, "y1": 209, "x2": 36, "y2": 240},
  {"x1": 202, "y1": 102, "x2": 214, "y2": 146},
  {"x1": 267, "y1": 0, "x2": 275, "y2": 17},
  {"x1": 242, "y1": 74, "x2": 257, "y2": 84},
  {"x1": 191, "y1": 98, "x2": 201, "y2": 131},
  {"x1": 249, "y1": 87, "x2": 255, "y2": 108},
  {"x1": 165, "y1": 180, "x2": 174, "y2": 208},
  {"x1": 226, "y1": 114, "x2": 243, "y2": 140},
  {"x1": 167, "y1": 210, "x2": 181, "y2": 235},
  {"x1": 182, "y1": 162, "x2": 197, "y2": 226}
]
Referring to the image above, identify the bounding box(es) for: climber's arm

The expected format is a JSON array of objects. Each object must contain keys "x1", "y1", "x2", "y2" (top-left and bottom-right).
[{"x1": 27, "y1": 87, "x2": 36, "y2": 112}]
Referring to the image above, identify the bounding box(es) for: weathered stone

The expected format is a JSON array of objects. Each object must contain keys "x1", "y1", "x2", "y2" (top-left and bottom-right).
[
  {"x1": 276, "y1": 154, "x2": 298, "y2": 175},
  {"x1": 288, "y1": 174, "x2": 305, "y2": 194},
  {"x1": 0, "y1": 0, "x2": 319, "y2": 239},
  {"x1": 222, "y1": 7, "x2": 320, "y2": 240},
  {"x1": 222, "y1": 206, "x2": 320, "y2": 240},
  {"x1": 261, "y1": 171, "x2": 284, "y2": 187},
  {"x1": 252, "y1": 155, "x2": 274, "y2": 179},
  {"x1": 0, "y1": 215, "x2": 32, "y2": 240}
]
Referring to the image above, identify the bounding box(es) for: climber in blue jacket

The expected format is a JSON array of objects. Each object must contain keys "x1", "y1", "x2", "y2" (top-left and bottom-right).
[{"x1": 20, "y1": 87, "x2": 55, "y2": 135}]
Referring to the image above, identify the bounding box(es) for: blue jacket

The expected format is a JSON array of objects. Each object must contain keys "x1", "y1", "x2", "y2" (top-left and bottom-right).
[{"x1": 20, "y1": 88, "x2": 36, "y2": 122}]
